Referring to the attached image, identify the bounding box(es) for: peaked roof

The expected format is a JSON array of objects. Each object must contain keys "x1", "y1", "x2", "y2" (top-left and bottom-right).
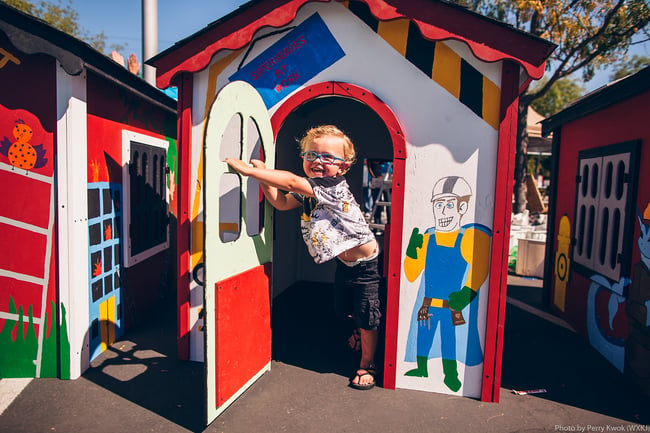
[
  {"x1": 541, "y1": 65, "x2": 650, "y2": 136},
  {"x1": 0, "y1": 3, "x2": 176, "y2": 112},
  {"x1": 527, "y1": 107, "x2": 546, "y2": 139},
  {"x1": 528, "y1": 107, "x2": 552, "y2": 154},
  {"x1": 148, "y1": 0, "x2": 555, "y2": 89}
]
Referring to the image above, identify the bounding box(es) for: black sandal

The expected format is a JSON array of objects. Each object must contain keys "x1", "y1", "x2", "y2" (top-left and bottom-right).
[{"x1": 349, "y1": 365, "x2": 376, "y2": 390}]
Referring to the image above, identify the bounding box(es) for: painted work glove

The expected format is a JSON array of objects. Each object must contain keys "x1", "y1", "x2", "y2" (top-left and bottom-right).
[
  {"x1": 447, "y1": 285, "x2": 477, "y2": 311},
  {"x1": 406, "y1": 227, "x2": 423, "y2": 259}
]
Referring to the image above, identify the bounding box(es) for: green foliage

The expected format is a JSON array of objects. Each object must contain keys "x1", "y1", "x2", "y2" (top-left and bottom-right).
[
  {"x1": 527, "y1": 154, "x2": 551, "y2": 179},
  {"x1": 2, "y1": 0, "x2": 107, "y2": 52},
  {"x1": 530, "y1": 77, "x2": 586, "y2": 117},
  {"x1": 610, "y1": 54, "x2": 650, "y2": 80},
  {"x1": 3, "y1": 0, "x2": 34, "y2": 14},
  {"x1": 453, "y1": 0, "x2": 650, "y2": 98},
  {"x1": 38, "y1": 0, "x2": 80, "y2": 35},
  {"x1": 109, "y1": 41, "x2": 126, "y2": 55}
]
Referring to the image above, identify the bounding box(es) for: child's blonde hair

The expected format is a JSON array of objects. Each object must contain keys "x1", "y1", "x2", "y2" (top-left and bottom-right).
[{"x1": 299, "y1": 125, "x2": 356, "y2": 170}]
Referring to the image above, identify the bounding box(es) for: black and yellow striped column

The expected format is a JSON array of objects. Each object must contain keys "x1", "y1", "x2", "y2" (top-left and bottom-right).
[{"x1": 343, "y1": 0, "x2": 500, "y2": 130}]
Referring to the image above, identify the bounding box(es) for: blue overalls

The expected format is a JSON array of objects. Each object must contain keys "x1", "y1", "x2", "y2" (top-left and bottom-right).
[{"x1": 404, "y1": 225, "x2": 484, "y2": 366}]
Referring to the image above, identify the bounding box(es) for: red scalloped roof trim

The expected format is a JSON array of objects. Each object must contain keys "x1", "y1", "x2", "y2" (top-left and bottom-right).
[
  {"x1": 153, "y1": 0, "x2": 552, "y2": 89},
  {"x1": 357, "y1": 0, "x2": 550, "y2": 79},
  {"x1": 155, "y1": 0, "x2": 323, "y2": 88}
]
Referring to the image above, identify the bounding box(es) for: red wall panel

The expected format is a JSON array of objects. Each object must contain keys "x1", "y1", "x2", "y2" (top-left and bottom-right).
[
  {"x1": 551, "y1": 88, "x2": 650, "y2": 333},
  {"x1": 0, "y1": 170, "x2": 52, "y2": 228},
  {"x1": 0, "y1": 276, "x2": 45, "y2": 318}
]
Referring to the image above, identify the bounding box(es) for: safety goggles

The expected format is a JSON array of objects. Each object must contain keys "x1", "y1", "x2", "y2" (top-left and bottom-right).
[{"x1": 300, "y1": 150, "x2": 346, "y2": 164}]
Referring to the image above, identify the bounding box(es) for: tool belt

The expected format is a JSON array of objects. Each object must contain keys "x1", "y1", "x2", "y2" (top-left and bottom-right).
[{"x1": 424, "y1": 297, "x2": 466, "y2": 326}]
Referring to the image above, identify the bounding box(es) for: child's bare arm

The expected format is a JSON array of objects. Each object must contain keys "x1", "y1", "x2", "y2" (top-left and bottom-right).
[
  {"x1": 225, "y1": 158, "x2": 312, "y2": 209},
  {"x1": 258, "y1": 181, "x2": 301, "y2": 210},
  {"x1": 249, "y1": 160, "x2": 301, "y2": 210}
]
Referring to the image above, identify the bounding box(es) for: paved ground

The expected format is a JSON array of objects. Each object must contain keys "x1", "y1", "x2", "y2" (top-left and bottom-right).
[{"x1": 1, "y1": 277, "x2": 649, "y2": 433}]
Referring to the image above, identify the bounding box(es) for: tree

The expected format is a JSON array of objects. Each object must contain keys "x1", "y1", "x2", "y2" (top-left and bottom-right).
[
  {"x1": 530, "y1": 78, "x2": 585, "y2": 118},
  {"x1": 609, "y1": 54, "x2": 650, "y2": 80},
  {"x1": 2, "y1": 0, "x2": 107, "y2": 52},
  {"x1": 452, "y1": 0, "x2": 650, "y2": 214}
]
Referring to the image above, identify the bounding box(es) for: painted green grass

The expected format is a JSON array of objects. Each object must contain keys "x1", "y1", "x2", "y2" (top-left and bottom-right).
[{"x1": 0, "y1": 297, "x2": 69, "y2": 378}]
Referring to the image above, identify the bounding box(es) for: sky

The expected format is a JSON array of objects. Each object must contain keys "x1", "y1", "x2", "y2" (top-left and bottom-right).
[
  {"x1": 74, "y1": 0, "x2": 650, "y2": 93},
  {"x1": 75, "y1": 0, "x2": 248, "y2": 57}
]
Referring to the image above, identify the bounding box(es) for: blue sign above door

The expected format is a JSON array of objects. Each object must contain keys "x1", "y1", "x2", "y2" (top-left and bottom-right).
[{"x1": 229, "y1": 13, "x2": 345, "y2": 109}]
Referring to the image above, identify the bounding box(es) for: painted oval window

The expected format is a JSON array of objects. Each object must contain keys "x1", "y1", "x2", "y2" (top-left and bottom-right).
[
  {"x1": 219, "y1": 174, "x2": 242, "y2": 242},
  {"x1": 598, "y1": 207, "x2": 609, "y2": 266},
  {"x1": 577, "y1": 205, "x2": 586, "y2": 256},
  {"x1": 615, "y1": 160, "x2": 625, "y2": 200},
  {"x1": 590, "y1": 163, "x2": 599, "y2": 199},
  {"x1": 219, "y1": 113, "x2": 243, "y2": 242},
  {"x1": 244, "y1": 116, "x2": 264, "y2": 237},
  {"x1": 581, "y1": 164, "x2": 589, "y2": 197},
  {"x1": 610, "y1": 209, "x2": 621, "y2": 269},
  {"x1": 604, "y1": 161, "x2": 613, "y2": 199},
  {"x1": 586, "y1": 205, "x2": 595, "y2": 259},
  {"x1": 220, "y1": 113, "x2": 242, "y2": 161}
]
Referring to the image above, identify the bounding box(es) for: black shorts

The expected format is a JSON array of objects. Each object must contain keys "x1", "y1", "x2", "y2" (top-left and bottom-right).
[{"x1": 333, "y1": 256, "x2": 382, "y2": 331}]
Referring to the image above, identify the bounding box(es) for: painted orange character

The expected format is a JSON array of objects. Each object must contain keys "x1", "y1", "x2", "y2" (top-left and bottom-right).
[{"x1": 0, "y1": 119, "x2": 47, "y2": 170}]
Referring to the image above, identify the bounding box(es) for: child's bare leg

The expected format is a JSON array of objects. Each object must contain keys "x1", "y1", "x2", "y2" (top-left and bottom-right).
[
  {"x1": 347, "y1": 328, "x2": 361, "y2": 351},
  {"x1": 352, "y1": 328, "x2": 378, "y2": 386}
]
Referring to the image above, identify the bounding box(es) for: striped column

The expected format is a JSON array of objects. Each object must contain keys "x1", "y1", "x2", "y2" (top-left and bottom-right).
[{"x1": 345, "y1": 0, "x2": 501, "y2": 129}]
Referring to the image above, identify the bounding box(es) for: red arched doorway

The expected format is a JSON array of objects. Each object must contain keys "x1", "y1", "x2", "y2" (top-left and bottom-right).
[{"x1": 271, "y1": 82, "x2": 405, "y2": 389}]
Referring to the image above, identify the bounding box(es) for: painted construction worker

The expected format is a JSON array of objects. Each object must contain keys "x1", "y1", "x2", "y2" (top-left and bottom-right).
[{"x1": 403, "y1": 176, "x2": 491, "y2": 392}]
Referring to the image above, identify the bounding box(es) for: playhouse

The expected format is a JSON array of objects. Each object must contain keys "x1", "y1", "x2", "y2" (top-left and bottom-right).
[
  {"x1": 0, "y1": 5, "x2": 177, "y2": 380},
  {"x1": 148, "y1": 0, "x2": 554, "y2": 422},
  {"x1": 541, "y1": 65, "x2": 650, "y2": 397}
]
